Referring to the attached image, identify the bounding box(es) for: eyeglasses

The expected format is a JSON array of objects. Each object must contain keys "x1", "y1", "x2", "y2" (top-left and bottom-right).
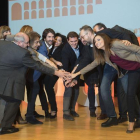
[{"x1": 80, "y1": 33, "x2": 88, "y2": 39}]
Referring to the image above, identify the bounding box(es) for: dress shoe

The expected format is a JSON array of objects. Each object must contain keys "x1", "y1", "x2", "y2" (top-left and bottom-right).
[
  {"x1": 63, "y1": 114, "x2": 74, "y2": 121},
  {"x1": 45, "y1": 111, "x2": 50, "y2": 118},
  {"x1": 26, "y1": 116, "x2": 43, "y2": 124},
  {"x1": 90, "y1": 112, "x2": 96, "y2": 117},
  {"x1": 97, "y1": 113, "x2": 108, "y2": 120},
  {"x1": 0, "y1": 126, "x2": 19, "y2": 135},
  {"x1": 117, "y1": 116, "x2": 128, "y2": 123},
  {"x1": 134, "y1": 119, "x2": 140, "y2": 128},
  {"x1": 34, "y1": 111, "x2": 44, "y2": 118},
  {"x1": 101, "y1": 117, "x2": 118, "y2": 127},
  {"x1": 14, "y1": 116, "x2": 27, "y2": 124},
  {"x1": 70, "y1": 111, "x2": 79, "y2": 117}
]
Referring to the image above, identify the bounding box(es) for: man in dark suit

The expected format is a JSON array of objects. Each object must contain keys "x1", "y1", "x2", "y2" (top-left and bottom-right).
[
  {"x1": 74, "y1": 40, "x2": 106, "y2": 118},
  {"x1": 61, "y1": 31, "x2": 84, "y2": 121},
  {"x1": 0, "y1": 32, "x2": 69, "y2": 135}
]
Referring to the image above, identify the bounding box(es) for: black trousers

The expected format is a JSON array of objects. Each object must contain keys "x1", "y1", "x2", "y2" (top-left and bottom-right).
[
  {"x1": 43, "y1": 75, "x2": 58, "y2": 112},
  {"x1": 127, "y1": 69, "x2": 140, "y2": 122},
  {"x1": 0, "y1": 95, "x2": 21, "y2": 128},
  {"x1": 26, "y1": 75, "x2": 48, "y2": 117}
]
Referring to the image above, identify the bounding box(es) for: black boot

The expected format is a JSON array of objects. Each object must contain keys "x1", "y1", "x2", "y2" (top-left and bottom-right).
[{"x1": 101, "y1": 117, "x2": 118, "y2": 127}]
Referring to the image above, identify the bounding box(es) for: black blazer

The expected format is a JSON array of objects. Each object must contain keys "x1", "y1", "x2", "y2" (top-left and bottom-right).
[
  {"x1": 112, "y1": 25, "x2": 139, "y2": 45},
  {"x1": 75, "y1": 45, "x2": 103, "y2": 85},
  {"x1": 0, "y1": 41, "x2": 55, "y2": 100},
  {"x1": 61, "y1": 40, "x2": 84, "y2": 72},
  {"x1": 49, "y1": 45, "x2": 63, "y2": 61},
  {"x1": 98, "y1": 28, "x2": 132, "y2": 42}
]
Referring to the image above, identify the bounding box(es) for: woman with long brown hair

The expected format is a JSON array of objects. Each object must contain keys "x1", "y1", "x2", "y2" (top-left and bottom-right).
[{"x1": 72, "y1": 33, "x2": 140, "y2": 133}]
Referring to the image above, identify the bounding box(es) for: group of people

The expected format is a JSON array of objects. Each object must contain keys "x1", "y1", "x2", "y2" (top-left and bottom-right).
[{"x1": 0, "y1": 23, "x2": 140, "y2": 135}]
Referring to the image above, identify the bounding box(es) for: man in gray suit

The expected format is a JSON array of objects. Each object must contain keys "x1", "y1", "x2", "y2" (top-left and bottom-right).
[{"x1": 0, "y1": 32, "x2": 69, "y2": 135}]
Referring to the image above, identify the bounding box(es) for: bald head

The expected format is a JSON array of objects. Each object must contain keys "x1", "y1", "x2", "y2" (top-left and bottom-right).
[{"x1": 14, "y1": 32, "x2": 29, "y2": 49}]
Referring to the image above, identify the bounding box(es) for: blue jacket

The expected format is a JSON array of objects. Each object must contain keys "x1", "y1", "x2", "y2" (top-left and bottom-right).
[{"x1": 33, "y1": 41, "x2": 49, "y2": 82}]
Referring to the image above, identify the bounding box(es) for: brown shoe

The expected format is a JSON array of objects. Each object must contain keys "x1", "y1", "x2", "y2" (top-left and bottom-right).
[{"x1": 97, "y1": 114, "x2": 108, "y2": 120}]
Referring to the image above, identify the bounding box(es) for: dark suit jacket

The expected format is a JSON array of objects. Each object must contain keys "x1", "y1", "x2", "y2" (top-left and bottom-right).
[
  {"x1": 112, "y1": 25, "x2": 139, "y2": 45},
  {"x1": 75, "y1": 45, "x2": 103, "y2": 85},
  {"x1": 0, "y1": 41, "x2": 55, "y2": 100},
  {"x1": 61, "y1": 41, "x2": 84, "y2": 72},
  {"x1": 98, "y1": 28, "x2": 132, "y2": 42},
  {"x1": 49, "y1": 45, "x2": 63, "y2": 69}
]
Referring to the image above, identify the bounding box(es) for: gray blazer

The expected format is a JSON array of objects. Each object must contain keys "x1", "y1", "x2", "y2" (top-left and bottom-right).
[
  {"x1": 0, "y1": 41, "x2": 55, "y2": 100},
  {"x1": 80, "y1": 40, "x2": 140, "y2": 77}
]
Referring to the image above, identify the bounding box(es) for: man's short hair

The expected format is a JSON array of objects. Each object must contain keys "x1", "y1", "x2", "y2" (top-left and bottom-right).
[
  {"x1": 67, "y1": 31, "x2": 79, "y2": 40},
  {"x1": 42, "y1": 28, "x2": 55, "y2": 40},
  {"x1": 79, "y1": 25, "x2": 93, "y2": 33},
  {"x1": 28, "y1": 31, "x2": 41, "y2": 46},
  {"x1": 93, "y1": 23, "x2": 107, "y2": 30}
]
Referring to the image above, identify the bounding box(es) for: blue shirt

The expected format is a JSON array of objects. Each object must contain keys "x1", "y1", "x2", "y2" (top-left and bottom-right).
[{"x1": 71, "y1": 45, "x2": 80, "y2": 58}]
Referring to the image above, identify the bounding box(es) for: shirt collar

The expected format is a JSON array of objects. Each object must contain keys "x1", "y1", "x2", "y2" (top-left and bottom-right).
[{"x1": 44, "y1": 41, "x2": 52, "y2": 49}]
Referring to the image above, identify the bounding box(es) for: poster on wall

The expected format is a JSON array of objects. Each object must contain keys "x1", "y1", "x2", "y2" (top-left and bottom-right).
[{"x1": 9, "y1": 0, "x2": 140, "y2": 37}]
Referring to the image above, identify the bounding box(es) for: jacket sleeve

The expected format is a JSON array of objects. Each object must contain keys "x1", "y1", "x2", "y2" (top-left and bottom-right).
[
  {"x1": 99, "y1": 29, "x2": 132, "y2": 42},
  {"x1": 75, "y1": 46, "x2": 91, "y2": 73},
  {"x1": 80, "y1": 59, "x2": 100, "y2": 75},
  {"x1": 112, "y1": 40, "x2": 140, "y2": 62},
  {"x1": 22, "y1": 52, "x2": 55, "y2": 75}
]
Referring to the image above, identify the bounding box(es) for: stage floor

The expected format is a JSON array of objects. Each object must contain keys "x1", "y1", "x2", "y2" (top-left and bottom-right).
[{"x1": 0, "y1": 96, "x2": 139, "y2": 140}]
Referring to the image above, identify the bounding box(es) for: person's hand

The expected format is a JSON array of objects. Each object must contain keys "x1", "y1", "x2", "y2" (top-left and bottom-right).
[
  {"x1": 65, "y1": 79, "x2": 78, "y2": 87},
  {"x1": 55, "y1": 61, "x2": 63, "y2": 66},
  {"x1": 122, "y1": 40, "x2": 131, "y2": 46},
  {"x1": 71, "y1": 64, "x2": 79, "y2": 74},
  {"x1": 54, "y1": 70, "x2": 72, "y2": 81}
]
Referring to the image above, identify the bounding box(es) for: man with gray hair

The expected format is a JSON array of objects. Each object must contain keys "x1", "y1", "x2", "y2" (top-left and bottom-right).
[{"x1": 0, "y1": 32, "x2": 70, "y2": 135}]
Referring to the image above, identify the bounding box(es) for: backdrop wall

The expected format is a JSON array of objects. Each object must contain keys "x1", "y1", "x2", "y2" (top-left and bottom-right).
[{"x1": 8, "y1": 0, "x2": 140, "y2": 36}]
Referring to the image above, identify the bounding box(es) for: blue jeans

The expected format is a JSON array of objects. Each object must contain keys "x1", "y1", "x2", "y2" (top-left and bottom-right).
[{"x1": 100, "y1": 64, "x2": 118, "y2": 117}]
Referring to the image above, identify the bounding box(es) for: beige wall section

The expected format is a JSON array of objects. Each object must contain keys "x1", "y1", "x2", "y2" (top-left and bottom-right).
[
  {"x1": 62, "y1": 7, "x2": 68, "y2": 16},
  {"x1": 54, "y1": 0, "x2": 59, "y2": 7},
  {"x1": 54, "y1": 8, "x2": 60, "y2": 17},
  {"x1": 39, "y1": 10, "x2": 44, "y2": 18},
  {"x1": 12, "y1": 3, "x2": 22, "y2": 20},
  {"x1": 24, "y1": 2, "x2": 29, "y2": 10},
  {"x1": 31, "y1": 10, "x2": 37, "y2": 19},
  {"x1": 70, "y1": 6, "x2": 76, "y2": 15},
  {"x1": 46, "y1": 9, "x2": 52, "y2": 17},
  {"x1": 46, "y1": 0, "x2": 52, "y2": 8},
  {"x1": 31, "y1": 1, "x2": 36, "y2": 9},
  {"x1": 24, "y1": 11, "x2": 29, "y2": 19},
  {"x1": 39, "y1": 0, "x2": 44, "y2": 9},
  {"x1": 87, "y1": 0, "x2": 93, "y2": 4},
  {"x1": 70, "y1": 0, "x2": 76, "y2": 5},
  {"x1": 87, "y1": 5, "x2": 93, "y2": 14},
  {"x1": 62, "y1": 0, "x2": 68, "y2": 6},
  {"x1": 96, "y1": 0, "x2": 102, "y2": 4},
  {"x1": 79, "y1": 0, "x2": 84, "y2": 5},
  {"x1": 79, "y1": 5, "x2": 84, "y2": 15}
]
